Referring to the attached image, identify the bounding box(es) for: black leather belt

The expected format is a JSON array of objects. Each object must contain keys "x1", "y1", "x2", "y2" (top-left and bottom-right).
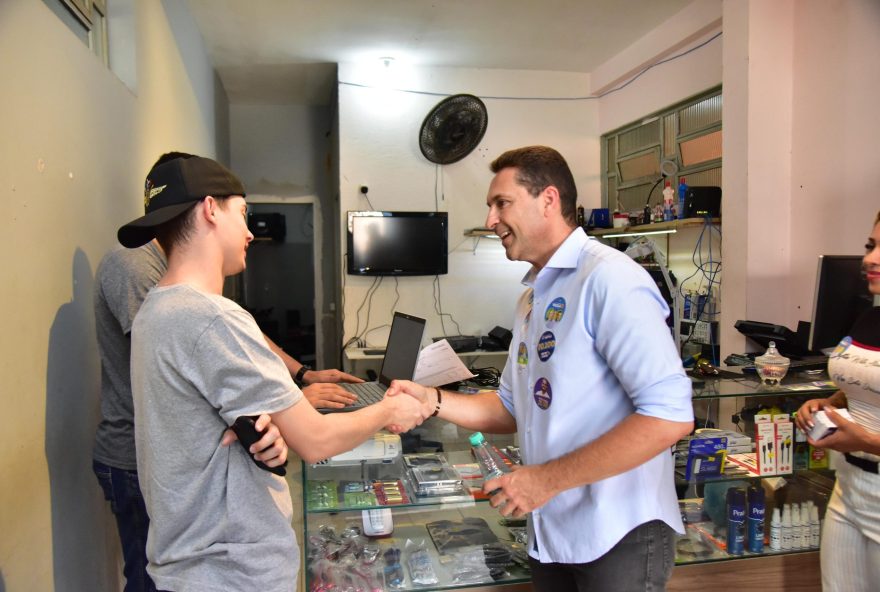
[{"x1": 845, "y1": 453, "x2": 879, "y2": 474}]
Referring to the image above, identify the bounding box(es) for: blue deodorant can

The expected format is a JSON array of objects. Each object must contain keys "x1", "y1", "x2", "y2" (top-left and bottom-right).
[
  {"x1": 747, "y1": 486, "x2": 766, "y2": 553},
  {"x1": 727, "y1": 487, "x2": 746, "y2": 555}
]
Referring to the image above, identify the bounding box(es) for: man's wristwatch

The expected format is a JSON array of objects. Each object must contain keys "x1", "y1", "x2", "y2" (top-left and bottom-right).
[{"x1": 294, "y1": 365, "x2": 311, "y2": 387}]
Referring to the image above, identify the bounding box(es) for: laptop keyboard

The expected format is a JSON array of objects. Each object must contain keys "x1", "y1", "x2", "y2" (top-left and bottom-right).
[{"x1": 343, "y1": 381, "x2": 387, "y2": 405}]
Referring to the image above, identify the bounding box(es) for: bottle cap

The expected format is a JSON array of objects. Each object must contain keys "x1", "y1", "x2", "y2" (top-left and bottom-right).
[
  {"x1": 726, "y1": 487, "x2": 745, "y2": 504},
  {"x1": 468, "y1": 432, "x2": 486, "y2": 446},
  {"x1": 747, "y1": 485, "x2": 764, "y2": 503},
  {"x1": 772, "y1": 507, "x2": 781, "y2": 524}
]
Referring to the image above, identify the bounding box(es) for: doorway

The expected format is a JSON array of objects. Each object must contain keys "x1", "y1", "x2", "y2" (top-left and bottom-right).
[{"x1": 239, "y1": 201, "x2": 318, "y2": 366}]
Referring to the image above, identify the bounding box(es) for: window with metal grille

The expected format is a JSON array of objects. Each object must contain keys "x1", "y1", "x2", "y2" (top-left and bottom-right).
[{"x1": 601, "y1": 88, "x2": 722, "y2": 215}]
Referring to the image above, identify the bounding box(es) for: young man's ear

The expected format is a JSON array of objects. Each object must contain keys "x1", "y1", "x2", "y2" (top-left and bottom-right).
[{"x1": 201, "y1": 196, "x2": 218, "y2": 221}]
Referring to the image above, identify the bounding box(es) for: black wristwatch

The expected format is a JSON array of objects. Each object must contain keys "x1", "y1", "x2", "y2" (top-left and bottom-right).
[{"x1": 294, "y1": 365, "x2": 311, "y2": 387}]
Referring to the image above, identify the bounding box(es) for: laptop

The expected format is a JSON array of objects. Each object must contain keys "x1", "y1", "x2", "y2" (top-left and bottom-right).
[{"x1": 318, "y1": 311, "x2": 426, "y2": 413}]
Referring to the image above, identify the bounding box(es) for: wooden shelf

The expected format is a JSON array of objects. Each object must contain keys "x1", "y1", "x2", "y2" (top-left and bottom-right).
[
  {"x1": 463, "y1": 228, "x2": 497, "y2": 237},
  {"x1": 463, "y1": 228, "x2": 501, "y2": 253},
  {"x1": 587, "y1": 217, "x2": 720, "y2": 238}
]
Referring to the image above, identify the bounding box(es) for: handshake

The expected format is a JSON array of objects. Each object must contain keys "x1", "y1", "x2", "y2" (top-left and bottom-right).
[{"x1": 381, "y1": 380, "x2": 440, "y2": 434}]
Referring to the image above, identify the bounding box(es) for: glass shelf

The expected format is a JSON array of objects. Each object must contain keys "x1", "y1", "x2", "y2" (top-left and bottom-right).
[
  {"x1": 690, "y1": 370, "x2": 837, "y2": 400},
  {"x1": 586, "y1": 217, "x2": 720, "y2": 238},
  {"x1": 304, "y1": 450, "x2": 488, "y2": 514},
  {"x1": 674, "y1": 470, "x2": 834, "y2": 566}
]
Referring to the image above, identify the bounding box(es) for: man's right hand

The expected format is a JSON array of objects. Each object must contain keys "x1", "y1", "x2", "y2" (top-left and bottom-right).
[{"x1": 302, "y1": 383, "x2": 358, "y2": 410}]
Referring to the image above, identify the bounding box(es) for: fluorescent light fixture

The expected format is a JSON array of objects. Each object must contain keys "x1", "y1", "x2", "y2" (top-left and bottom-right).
[{"x1": 601, "y1": 228, "x2": 677, "y2": 239}]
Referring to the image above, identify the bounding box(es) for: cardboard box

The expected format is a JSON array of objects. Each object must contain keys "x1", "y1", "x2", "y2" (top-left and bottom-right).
[
  {"x1": 774, "y1": 415, "x2": 793, "y2": 475},
  {"x1": 809, "y1": 445, "x2": 829, "y2": 469},
  {"x1": 755, "y1": 413, "x2": 776, "y2": 475},
  {"x1": 685, "y1": 437, "x2": 728, "y2": 480},
  {"x1": 808, "y1": 408, "x2": 854, "y2": 441}
]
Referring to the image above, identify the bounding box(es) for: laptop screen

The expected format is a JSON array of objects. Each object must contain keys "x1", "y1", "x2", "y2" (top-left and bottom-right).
[{"x1": 378, "y1": 312, "x2": 426, "y2": 386}]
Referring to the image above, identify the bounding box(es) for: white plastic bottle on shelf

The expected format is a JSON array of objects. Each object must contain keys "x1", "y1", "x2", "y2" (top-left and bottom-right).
[
  {"x1": 791, "y1": 504, "x2": 802, "y2": 550},
  {"x1": 469, "y1": 432, "x2": 510, "y2": 482},
  {"x1": 810, "y1": 504, "x2": 821, "y2": 548},
  {"x1": 769, "y1": 507, "x2": 782, "y2": 551},
  {"x1": 781, "y1": 504, "x2": 793, "y2": 551},
  {"x1": 799, "y1": 503, "x2": 811, "y2": 549},
  {"x1": 662, "y1": 181, "x2": 675, "y2": 221}
]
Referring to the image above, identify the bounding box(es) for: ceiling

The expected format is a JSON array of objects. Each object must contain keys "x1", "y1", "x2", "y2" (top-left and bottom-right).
[{"x1": 185, "y1": 0, "x2": 694, "y2": 105}]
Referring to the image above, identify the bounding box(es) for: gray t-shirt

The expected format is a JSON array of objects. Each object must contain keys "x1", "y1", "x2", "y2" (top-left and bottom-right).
[
  {"x1": 131, "y1": 284, "x2": 302, "y2": 592},
  {"x1": 93, "y1": 242, "x2": 166, "y2": 469}
]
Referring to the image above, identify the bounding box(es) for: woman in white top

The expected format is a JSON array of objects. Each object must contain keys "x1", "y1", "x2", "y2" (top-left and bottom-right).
[{"x1": 795, "y1": 210, "x2": 880, "y2": 592}]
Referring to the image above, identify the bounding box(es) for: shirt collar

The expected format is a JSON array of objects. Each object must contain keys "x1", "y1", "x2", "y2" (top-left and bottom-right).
[{"x1": 522, "y1": 227, "x2": 588, "y2": 285}]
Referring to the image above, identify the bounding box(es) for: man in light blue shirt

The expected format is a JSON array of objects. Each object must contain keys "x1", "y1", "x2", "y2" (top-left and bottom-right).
[{"x1": 391, "y1": 146, "x2": 693, "y2": 591}]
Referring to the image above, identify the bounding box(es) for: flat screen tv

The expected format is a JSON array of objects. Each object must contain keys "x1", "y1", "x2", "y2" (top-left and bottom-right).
[{"x1": 347, "y1": 211, "x2": 448, "y2": 276}]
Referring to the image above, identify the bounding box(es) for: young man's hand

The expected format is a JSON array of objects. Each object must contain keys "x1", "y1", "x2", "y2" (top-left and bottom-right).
[{"x1": 221, "y1": 414, "x2": 288, "y2": 468}]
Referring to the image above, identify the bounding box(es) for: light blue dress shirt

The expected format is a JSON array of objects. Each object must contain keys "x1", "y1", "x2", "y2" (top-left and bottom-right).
[{"x1": 497, "y1": 227, "x2": 693, "y2": 564}]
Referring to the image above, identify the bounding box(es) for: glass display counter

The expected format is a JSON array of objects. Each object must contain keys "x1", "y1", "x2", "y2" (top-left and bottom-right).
[{"x1": 302, "y1": 370, "x2": 838, "y2": 591}]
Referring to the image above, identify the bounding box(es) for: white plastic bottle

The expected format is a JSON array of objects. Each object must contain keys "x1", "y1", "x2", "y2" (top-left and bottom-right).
[
  {"x1": 769, "y1": 507, "x2": 782, "y2": 551},
  {"x1": 791, "y1": 504, "x2": 802, "y2": 550},
  {"x1": 662, "y1": 181, "x2": 675, "y2": 221},
  {"x1": 800, "y1": 503, "x2": 811, "y2": 549},
  {"x1": 781, "y1": 504, "x2": 793, "y2": 551},
  {"x1": 810, "y1": 504, "x2": 821, "y2": 548}
]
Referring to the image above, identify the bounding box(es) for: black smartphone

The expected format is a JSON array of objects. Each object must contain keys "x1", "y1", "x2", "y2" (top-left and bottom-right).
[{"x1": 230, "y1": 416, "x2": 287, "y2": 476}]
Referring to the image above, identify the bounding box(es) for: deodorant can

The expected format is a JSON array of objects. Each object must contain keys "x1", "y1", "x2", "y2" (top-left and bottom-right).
[
  {"x1": 727, "y1": 487, "x2": 746, "y2": 555},
  {"x1": 747, "y1": 486, "x2": 765, "y2": 553}
]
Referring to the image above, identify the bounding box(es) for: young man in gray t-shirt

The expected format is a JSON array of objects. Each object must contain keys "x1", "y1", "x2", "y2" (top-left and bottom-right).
[
  {"x1": 118, "y1": 155, "x2": 426, "y2": 590},
  {"x1": 94, "y1": 155, "x2": 362, "y2": 591}
]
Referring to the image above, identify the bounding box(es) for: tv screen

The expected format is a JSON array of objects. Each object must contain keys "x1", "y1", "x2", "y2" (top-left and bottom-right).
[{"x1": 347, "y1": 211, "x2": 448, "y2": 276}]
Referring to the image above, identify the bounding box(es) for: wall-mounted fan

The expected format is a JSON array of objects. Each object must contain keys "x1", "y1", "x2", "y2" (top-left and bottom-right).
[{"x1": 419, "y1": 94, "x2": 488, "y2": 165}]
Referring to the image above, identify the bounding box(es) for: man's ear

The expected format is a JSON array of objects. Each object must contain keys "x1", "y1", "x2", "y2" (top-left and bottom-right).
[
  {"x1": 201, "y1": 196, "x2": 218, "y2": 222},
  {"x1": 541, "y1": 185, "x2": 561, "y2": 217}
]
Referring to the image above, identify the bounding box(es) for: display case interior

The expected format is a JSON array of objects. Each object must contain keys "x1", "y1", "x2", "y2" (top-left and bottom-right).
[{"x1": 302, "y1": 371, "x2": 839, "y2": 591}]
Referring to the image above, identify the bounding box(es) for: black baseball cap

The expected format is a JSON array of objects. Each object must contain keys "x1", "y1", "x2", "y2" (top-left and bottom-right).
[{"x1": 117, "y1": 156, "x2": 246, "y2": 248}]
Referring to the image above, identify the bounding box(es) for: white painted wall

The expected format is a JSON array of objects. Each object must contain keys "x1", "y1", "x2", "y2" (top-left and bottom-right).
[
  {"x1": 721, "y1": 0, "x2": 880, "y2": 356},
  {"x1": 0, "y1": 2, "x2": 225, "y2": 589},
  {"x1": 594, "y1": 0, "x2": 723, "y2": 135},
  {"x1": 230, "y1": 103, "x2": 339, "y2": 367},
  {"x1": 788, "y1": 0, "x2": 880, "y2": 322},
  {"x1": 337, "y1": 63, "x2": 597, "y2": 347},
  {"x1": 231, "y1": 104, "x2": 333, "y2": 197}
]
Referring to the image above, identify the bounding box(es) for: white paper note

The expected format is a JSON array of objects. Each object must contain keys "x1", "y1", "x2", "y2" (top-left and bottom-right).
[{"x1": 412, "y1": 339, "x2": 477, "y2": 387}]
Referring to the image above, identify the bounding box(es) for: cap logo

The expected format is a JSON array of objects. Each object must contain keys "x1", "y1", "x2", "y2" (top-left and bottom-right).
[{"x1": 143, "y1": 179, "x2": 167, "y2": 209}]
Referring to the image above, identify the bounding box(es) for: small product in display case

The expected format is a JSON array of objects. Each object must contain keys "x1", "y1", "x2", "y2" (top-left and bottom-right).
[{"x1": 403, "y1": 453, "x2": 465, "y2": 497}]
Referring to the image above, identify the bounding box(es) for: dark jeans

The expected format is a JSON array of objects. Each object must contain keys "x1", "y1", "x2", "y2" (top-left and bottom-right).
[
  {"x1": 529, "y1": 520, "x2": 675, "y2": 592},
  {"x1": 93, "y1": 460, "x2": 158, "y2": 592}
]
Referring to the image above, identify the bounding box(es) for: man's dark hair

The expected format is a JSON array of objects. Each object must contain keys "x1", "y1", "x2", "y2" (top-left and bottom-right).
[{"x1": 490, "y1": 146, "x2": 578, "y2": 226}]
